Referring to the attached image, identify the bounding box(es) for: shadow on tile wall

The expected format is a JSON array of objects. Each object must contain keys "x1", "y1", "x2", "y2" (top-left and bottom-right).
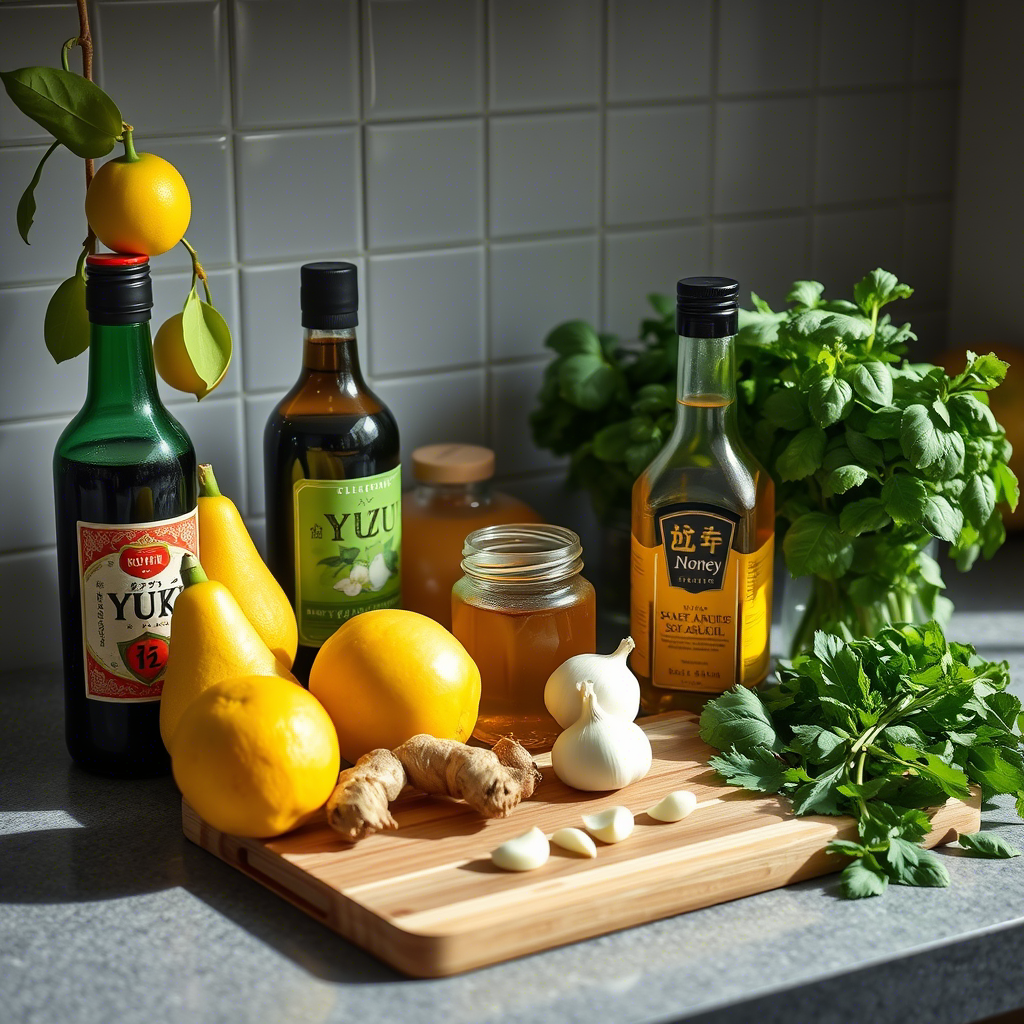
[{"x1": 0, "y1": 0, "x2": 962, "y2": 667}]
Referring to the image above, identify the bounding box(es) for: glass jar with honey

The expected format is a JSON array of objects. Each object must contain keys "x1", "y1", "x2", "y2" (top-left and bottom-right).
[{"x1": 452, "y1": 525, "x2": 596, "y2": 751}]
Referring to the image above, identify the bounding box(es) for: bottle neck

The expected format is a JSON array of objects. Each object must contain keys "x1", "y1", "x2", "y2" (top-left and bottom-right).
[
  {"x1": 302, "y1": 327, "x2": 366, "y2": 389},
  {"x1": 85, "y1": 319, "x2": 161, "y2": 411},
  {"x1": 675, "y1": 333, "x2": 739, "y2": 433}
]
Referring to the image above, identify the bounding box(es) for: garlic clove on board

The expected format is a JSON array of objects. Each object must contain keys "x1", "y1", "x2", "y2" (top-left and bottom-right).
[
  {"x1": 544, "y1": 637, "x2": 640, "y2": 728},
  {"x1": 582, "y1": 806, "x2": 634, "y2": 844},
  {"x1": 490, "y1": 826, "x2": 550, "y2": 871},
  {"x1": 551, "y1": 681, "x2": 652, "y2": 792},
  {"x1": 550, "y1": 827, "x2": 598, "y2": 858},
  {"x1": 647, "y1": 790, "x2": 698, "y2": 822}
]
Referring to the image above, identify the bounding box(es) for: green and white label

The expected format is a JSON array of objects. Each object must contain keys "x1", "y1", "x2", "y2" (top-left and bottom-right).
[{"x1": 293, "y1": 467, "x2": 401, "y2": 646}]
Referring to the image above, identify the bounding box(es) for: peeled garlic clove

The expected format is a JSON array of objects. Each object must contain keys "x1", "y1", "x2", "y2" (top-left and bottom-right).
[
  {"x1": 647, "y1": 790, "x2": 697, "y2": 822},
  {"x1": 550, "y1": 827, "x2": 597, "y2": 858},
  {"x1": 582, "y1": 806, "x2": 634, "y2": 844},
  {"x1": 491, "y1": 826, "x2": 550, "y2": 872}
]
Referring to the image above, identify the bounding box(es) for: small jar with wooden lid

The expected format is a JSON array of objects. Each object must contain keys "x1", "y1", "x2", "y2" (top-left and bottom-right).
[
  {"x1": 452, "y1": 524, "x2": 596, "y2": 751},
  {"x1": 402, "y1": 444, "x2": 541, "y2": 628}
]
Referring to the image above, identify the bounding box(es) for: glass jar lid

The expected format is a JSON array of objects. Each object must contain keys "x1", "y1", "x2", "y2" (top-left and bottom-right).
[{"x1": 461, "y1": 524, "x2": 583, "y2": 587}]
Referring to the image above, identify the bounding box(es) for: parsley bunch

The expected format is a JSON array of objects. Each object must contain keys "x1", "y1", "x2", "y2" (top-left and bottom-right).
[
  {"x1": 700, "y1": 623, "x2": 1023, "y2": 898},
  {"x1": 737, "y1": 270, "x2": 1018, "y2": 650}
]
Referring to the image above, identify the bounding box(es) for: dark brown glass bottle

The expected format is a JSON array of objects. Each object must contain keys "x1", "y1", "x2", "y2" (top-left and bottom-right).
[
  {"x1": 54, "y1": 254, "x2": 197, "y2": 777},
  {"x1": 264, "y1": 262, "x2": 401, "y2": 683}
]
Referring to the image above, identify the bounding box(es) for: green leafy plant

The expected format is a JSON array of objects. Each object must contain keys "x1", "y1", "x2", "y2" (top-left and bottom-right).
[
  {"x1": 699, "y1": 622, "x2": 1023, "y2": 898},
  {"x1": 736, "y1": 271, "x2": 1017, "y2": 649},
  {"x1": 530, "y1": 297, "x2": 677, "y2": 522},
  {"x1": 1, "y1": 5, "x2": 230, "y2": 394},
  {"x1": 531, "y1": 270, "x2": 1018, "y2": 648}
]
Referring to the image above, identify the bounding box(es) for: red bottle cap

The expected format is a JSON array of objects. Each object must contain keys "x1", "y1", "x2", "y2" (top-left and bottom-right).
[{"x1": 86, "y1": 253, "x2": 149, "y2": 267}]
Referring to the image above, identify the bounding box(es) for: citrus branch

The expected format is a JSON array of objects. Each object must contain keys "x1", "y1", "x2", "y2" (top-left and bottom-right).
[
  {"x1": 182, "y1": 237, "x2": 212, "y2": 302},
  {"x1": 76, "y1": 0, "x2": 96, "y2": 253}
]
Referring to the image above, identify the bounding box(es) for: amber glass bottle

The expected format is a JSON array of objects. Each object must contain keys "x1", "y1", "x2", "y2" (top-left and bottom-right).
[
  {"x1": 631, "y1": 277, "x2": 774, "y2": 714},
  {"x1": 264, "y1": 263, "x2": 400, "y2": 683},
  {"x1": 402, "y1": 444, "x2": 541, "y2": 629}
]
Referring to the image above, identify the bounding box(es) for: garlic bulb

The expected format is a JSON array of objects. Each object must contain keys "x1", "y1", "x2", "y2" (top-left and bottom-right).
[
  {"x1": 550, "y1": 827, "x2": 597, "y2": 858},
  {"x1": 582, "y1": 806, "x2": 634, "y2": 844},
  {"x1": 491, "y1": 826, "x2": 550, "y2": 871},
  {"x1": 551, "y1": 681, "x2": 652, "y2": 792},
  {"x1": 647, "y1": 790, "x2": 697, "y2": 822},
  {"x1": 544, "y1": 637, "x2": 639, "y2": 728}
]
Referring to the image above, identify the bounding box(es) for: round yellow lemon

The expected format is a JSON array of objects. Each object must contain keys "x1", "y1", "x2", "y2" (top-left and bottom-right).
[
  {"x1": 85, "y1": 151, "x2": 191, "y2": 256},
  {"x1": 309, "y1": 609, "x2": 481, "y2": 763},
  {"x1": 171, "y1": 675, "x2": 339, "y2": 838}
]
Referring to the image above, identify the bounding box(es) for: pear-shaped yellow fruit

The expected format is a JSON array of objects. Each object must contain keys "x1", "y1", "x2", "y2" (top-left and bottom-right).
[
  {"x1": 197, "y1": 463, "x2": 298, "y2": 668},
  {"x1": 160, "y1": 553, "x2": 296, "y2": 751}
]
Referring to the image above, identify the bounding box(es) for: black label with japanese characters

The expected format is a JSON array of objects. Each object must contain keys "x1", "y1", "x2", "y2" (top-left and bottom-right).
[{"x1": 656, "y1": 503, "x2": 739, "y2": 593}]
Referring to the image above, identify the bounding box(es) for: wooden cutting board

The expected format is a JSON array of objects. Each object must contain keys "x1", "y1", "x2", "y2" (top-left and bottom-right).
[{"x1": 182, "y1": 711, "x2": 979, "y2": 978}]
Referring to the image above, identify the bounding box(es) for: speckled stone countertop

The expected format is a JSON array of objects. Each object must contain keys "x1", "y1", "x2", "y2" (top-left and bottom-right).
[{"x1": 3, "y1": 546, "x2": 1024, "y2": 1024}]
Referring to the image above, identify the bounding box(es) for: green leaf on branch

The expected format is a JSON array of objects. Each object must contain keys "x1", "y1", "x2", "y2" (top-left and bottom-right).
[
  {"x1": 181, "y1": 286, "x2": 233, "y2": 397},
  {"x1": 783, "y1": 512, "x2": 853, "y2": 579},
  {"x1": 16, "y1": 139, "x2": 59, "y2": 244},
  {"x1": 786, "y1": 280, "x2": 825, "y2": 310},
  {"x1": 807, "y1": 375, "x2": 854, "y2": 427},
  {"x1": 839, "y1": 497, "x2": 891, "y2": 536},
  {"x1": 839, "y1": 859, "x2": 888, "y2": 898},
  {"x1": 558, "y1": 353, "x2": 619, "y2": 411},
  {"x1": 777, "y1": 426, "x2": 826, "y2": 481},
  {"x1": 958, "y1": 832, "x2": 1021, "y2": 858},
  {"x1": 544, "y1": 319, "x2": 602, "y2": 358},
  {"x1": 900, "y1": 404, "x2": 945, "y2": 468},
  {"x1": 0, "y1": 67, "x2": 121, "y2": 158},
  {"x1": 921, "y1": 494, "x2": 963, "y2": 543},
  {"x1": 845, "y1": 361, "x2": 894, "y2": 406},
  {"x1": 698, "y1": 685, "x2": 780, "y2": 753},
  {"x1": 707, "y1": 746, "x2": 793, "y2": 793},
  {"x1": 43, "y1": 252, "x2": 89, "y2": 363},
  {"x1": 853, "y1": 269, "x2": 913, "y2": 314},
  {"x1": 881, "y1": 474, "x2": 929, "y2": 523}
]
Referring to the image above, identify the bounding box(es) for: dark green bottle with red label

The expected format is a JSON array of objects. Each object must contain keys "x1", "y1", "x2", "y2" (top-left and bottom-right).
[
  {"x1": 264, "y1": 262, "x2": 401, "y2": 683},
  {"x1": 54, "y1": 254, "x2": 198, "y2": 777}
]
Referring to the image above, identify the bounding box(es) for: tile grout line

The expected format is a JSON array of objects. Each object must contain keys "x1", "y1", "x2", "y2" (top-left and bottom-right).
[
  {"x1": 597, "y1": 0, "x2": 609, "y2": 330},
  {"x1": 706, "y1": 0, "x2": 720, "y2": 269},
  {"x1": 806, "y1": 0, "x2": 824, "y2": 273},
  {"x1": 481, "y1": 0, "x2": 494, "y2": 453}
]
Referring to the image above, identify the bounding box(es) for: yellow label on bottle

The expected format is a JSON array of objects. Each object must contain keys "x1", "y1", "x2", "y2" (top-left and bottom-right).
[{"x1": 631, "y1": 508, "x2": 773, "y2": 693}]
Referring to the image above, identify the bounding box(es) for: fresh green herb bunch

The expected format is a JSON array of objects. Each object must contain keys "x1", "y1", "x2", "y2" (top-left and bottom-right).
[
  {"x1": 699, "y1": 622, "x2": 1023, "y2": 899},
  {"x1": 529, "y1": 296, "x2": 676, "y2": 522},
  {"x1": 738, "y1": 270, "x2": 1018, "y2": 650}
]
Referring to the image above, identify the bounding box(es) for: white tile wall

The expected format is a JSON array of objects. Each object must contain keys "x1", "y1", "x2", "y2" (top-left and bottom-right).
[{"x1": 0, "y1": 0, "x2": 962, "y2": 666}]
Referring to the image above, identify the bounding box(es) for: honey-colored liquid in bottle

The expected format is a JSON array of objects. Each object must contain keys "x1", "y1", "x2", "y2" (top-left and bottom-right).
[
  {"x1": 630, "y1": 277, "x2": 774, "y2": 715},
  {"x1": 264, "y1": 263, "x2": 400, "y2": 683}
]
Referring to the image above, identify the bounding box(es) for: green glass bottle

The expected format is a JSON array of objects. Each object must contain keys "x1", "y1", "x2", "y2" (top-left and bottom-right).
[{"x1": 53, "y1": 254, "x2": 198, "y2": 777}]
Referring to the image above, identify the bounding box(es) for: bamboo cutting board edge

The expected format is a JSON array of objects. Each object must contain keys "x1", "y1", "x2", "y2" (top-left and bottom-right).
[{"x1": 182, "y1": 712, "x2": 981, "y2": 978}]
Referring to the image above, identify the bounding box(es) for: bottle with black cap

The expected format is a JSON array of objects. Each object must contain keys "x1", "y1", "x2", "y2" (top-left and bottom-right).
[
  {"x1": 264, "y1": 262, "x2": 400, "y2": 683},
  {"x1": 53, "y1": 253, "x2": 198, "y2": 777},
  {"x1": 630, "y1": 276, "x2": 774, "y2": 712}
]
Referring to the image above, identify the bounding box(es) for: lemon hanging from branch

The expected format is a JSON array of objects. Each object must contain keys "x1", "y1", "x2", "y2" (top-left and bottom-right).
[{"x1": 85, "y1": 128, "x2": 190, "y2": 255}]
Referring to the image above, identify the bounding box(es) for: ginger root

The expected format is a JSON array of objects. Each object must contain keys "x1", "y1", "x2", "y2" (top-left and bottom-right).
[{"x1": 326, "y1": 734, "x2": 542, "y2": 843}]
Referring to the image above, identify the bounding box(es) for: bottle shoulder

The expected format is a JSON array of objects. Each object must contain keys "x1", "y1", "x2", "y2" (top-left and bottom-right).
[{"x1": 56, "y1": 400, "x2": 194, "y2": 465}]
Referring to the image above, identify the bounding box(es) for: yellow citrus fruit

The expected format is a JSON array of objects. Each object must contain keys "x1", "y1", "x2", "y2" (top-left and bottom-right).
[
  {"x1": 309, "y1": 609, "x2": 481, "y2": 763},
  {"x1": 85, "y1": 151, "x2": 191, "y2": 256},
  {"x1": 171, "y1": 674, "x2": 340, "y2": 838},
  {"x1": 154, "y1": 310, "x2": 229, "y2": 399}
]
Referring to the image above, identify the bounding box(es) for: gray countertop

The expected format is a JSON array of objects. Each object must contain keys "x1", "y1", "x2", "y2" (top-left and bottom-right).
[{"x1": 3, "y1": 544, "x2": 1024, "y2": 1024}]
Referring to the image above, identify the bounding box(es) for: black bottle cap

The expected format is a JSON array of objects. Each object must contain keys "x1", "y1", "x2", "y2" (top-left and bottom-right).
[
  {"x1": 676, "y1": 276, "x2": 739, "y2": 338},
  {"x1": 301, "y1": 261, "x2": 359, "y2": 329},
  {"x1": 85, "y1": 254, "x2": 153, "y2": 326}
]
